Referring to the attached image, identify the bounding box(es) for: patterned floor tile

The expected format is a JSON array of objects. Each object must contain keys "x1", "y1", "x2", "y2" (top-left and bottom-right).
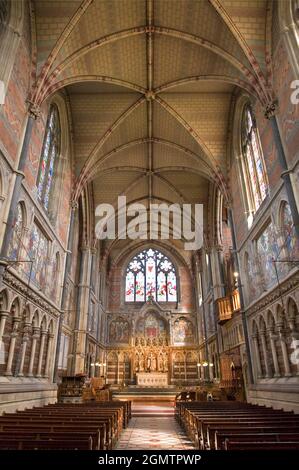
[{"x1": 115, "y1": 402, "x2": 195, "y2": 450}]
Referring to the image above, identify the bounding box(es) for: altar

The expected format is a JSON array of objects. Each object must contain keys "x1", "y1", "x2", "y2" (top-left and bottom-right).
[{"x1": 136, "y1": 372, "x2": 168, "y2": 388}]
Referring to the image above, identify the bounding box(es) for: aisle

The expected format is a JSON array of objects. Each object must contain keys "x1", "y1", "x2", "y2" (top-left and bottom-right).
[{"x1": 116, "y1": 402, "x2": 194, "y2": 450}]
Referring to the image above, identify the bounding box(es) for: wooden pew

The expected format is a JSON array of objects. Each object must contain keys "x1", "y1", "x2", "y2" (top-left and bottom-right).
[
  {"x1": 176, "y1": 400, "x2": 299, "y2": 451},
  {"x1": 215, "y1": 431, "x2": 299, "y2": 450},
  {"x1": 224, "y1": 439, "x2": 299, "y2": 450},
  {"x1": 0, "y1": 401, "x2": 131, "y2": 450}
]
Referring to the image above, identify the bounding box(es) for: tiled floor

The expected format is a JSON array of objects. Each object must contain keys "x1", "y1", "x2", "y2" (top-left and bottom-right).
[{"x1": 116, "y1": 402, "x2": 194, "y2": 450}]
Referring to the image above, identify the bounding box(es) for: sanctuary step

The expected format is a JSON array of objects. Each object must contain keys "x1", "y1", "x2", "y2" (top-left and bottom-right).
[
  {"x1": 132, "y1": 401, "x2": 175, "y2": 417},
  {"x1": 113, "y1": 386, "x2": 180, "y2": 402}
]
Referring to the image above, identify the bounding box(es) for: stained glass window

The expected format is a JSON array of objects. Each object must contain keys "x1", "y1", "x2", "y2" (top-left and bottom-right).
[
  {"x1": 37, "y1": 104, "x2": 60, "y2": 210},
  {"x1": 125, "y1": 248, "x2": 177, "y2": 302},
  {"x1": 27, "y1": 223, "x2": 49, "y2": 289},
  {"x1": 7, "y1": 203, "x2": 24, "y2": 261},
  {"x1": 242, "y1": 105, "x2": 268, "y2": 212}
]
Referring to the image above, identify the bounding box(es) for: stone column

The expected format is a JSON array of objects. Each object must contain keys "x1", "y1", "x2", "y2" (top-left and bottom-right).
[
  {"x1": 28, "y1": 327, "x2": 40, "y2": 377},
  {"x1": 184, "y1": 352, "x2": 188, "y2": 383},
  {"x1": 278, "y1": 323, "x2": 292, "y2": 377},
  {"x1": 209, "y1": 362, "x2": 214, "y2": 380},
  {"x1": 36, "y1": 329, "x2": 47, "y2": 377},
  {"x1": 130, "y1": 353, "x2": 134, "y2": 382},
  {"x1": 228, "y1": 209, "x2": 254, "y2": 384},
  {"x1": 0, "y1": 311, "x2": 9, "y2": 366},
  {"x1": 90, "y1": 354, "x2": 95, "y2": 378},
  {"x1": 117, "y1": 352, "x2": 120, "y2": 384},
  {"x1": 103, "y1": 352, "x2": 107, "y2": 383},
  {"x1": 288, "y1": 317, "x2": 299, "y2": 375},
  {"x1": 44, "y1": 333, "x2": 54, "y2": 378},
  {"x1": 252, "y1": 334, "x2": 262, "y2": 379},
  {"x1": 5, "y1": 318, "x2": 20, "y2": 376},
  {"x1": 260, "y1": 330, "x2": 271, "y2": 378},
  {"x1": 72, "y1": 245, "x2": 92, "y2": 375},
  {"x1": 53, "y1": 202, "x2": 78, "y2": 382},
  {"x1": 18, "y1": 323, "x2": 31, "y2": 376},
  {"x1": 268, "y1": 328, "x2": 280, "y2": 377},
  {"x1": 201, "y1": 363, "x2": 204, "y2": 380},
  {"x1": 211, "y1": 245, "x2": 225, "y2": 298},
  {"x1": 0, "y1": 310, "x2": 9, "y2": 342}
]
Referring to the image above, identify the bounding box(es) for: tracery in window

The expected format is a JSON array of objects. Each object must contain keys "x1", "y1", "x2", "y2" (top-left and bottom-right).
[
  {"x1": 241, "y1": 105, "x2": 268, "y2": 213},
  {"x1": 37, "y1": 104, "x2": 61, "y2": 210},
  {"x1": 125, "y1": 249, "x2": 177, "y2": 302}
]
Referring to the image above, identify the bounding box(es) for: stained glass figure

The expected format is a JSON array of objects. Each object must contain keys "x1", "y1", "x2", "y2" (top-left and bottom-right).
[
  {"x1": 125, "y1": 249, "x2": 177, "y2": 302},
  {"x1": 242, "y1": 105, "x2": 268, "y2": 212},
  {"x1": 37, "y1": 104, "x2": 60, "y2": 210},
  {"x1": 7, "y1": 203, "x2": 23, "y2": 261},
  {"x1": 27, "y1": 223, "x2": 49, "y2": 289}
]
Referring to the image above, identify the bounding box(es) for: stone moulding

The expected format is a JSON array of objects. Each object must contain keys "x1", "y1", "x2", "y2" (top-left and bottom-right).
[
  {"x1": 246, "y1": 272, "x2": 299, "y2": 317},
  {"x1": 3, "y1": 271, "x2": 60, "y2": 317}
]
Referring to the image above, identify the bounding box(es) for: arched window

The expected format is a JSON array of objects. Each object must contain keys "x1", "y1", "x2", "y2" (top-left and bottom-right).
[
  {"x1": 7, "y1": 203, "x2": 24, "y2": 260},
  {"x1": 37, "y1": 104, "x2": 61, "y2": 210},
  {"x1": 241, "y1": 105, "x2": 268, "y2": 213},
  {"x1": 125, "y1": 248, "x2": 177, "y2": 302}
]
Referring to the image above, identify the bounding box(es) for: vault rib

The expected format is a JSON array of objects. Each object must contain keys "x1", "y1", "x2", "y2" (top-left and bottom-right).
[{"x1": 146, "y1": 0, "x2": 154, "y2": 201}]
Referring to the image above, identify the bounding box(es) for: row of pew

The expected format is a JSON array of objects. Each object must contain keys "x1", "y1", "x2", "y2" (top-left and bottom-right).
[
  {"x1": 176, "y1": 400, "x2": 299, "y2": 450},
  {"x1": 0, "y1": 400, "x2": 131, "y2": 450}
]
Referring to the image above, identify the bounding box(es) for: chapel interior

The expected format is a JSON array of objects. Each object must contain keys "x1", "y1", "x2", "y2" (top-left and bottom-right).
[{"x1": 0, "y1": 0, "x2": 299, "y2": 452}]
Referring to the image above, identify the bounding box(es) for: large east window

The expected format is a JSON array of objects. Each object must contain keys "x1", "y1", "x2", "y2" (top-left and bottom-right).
[{"x1": 125, "y1": 248, "x2": 177, "y2": 302}]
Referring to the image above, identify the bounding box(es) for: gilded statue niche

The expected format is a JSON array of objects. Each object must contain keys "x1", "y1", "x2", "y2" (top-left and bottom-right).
[{"x1": 133, "y1": 312, "x2": 169, "y2": 374}]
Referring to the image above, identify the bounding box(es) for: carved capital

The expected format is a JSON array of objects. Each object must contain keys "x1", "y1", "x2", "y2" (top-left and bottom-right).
[
  {"x1": 33, "y1": 326, "x2": 40, "y2": 338},
  {"x1": 70, "y1": 200, "x2": 79, "y2": 211},
  {"x1": 27, "y1": 101, "x2": 41, "y2": 119},
  {"x1": 264, "y1": 100, "x2": 279, "y2": 119}
]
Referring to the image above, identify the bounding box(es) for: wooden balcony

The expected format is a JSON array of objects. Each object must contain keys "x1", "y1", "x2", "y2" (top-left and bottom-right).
[
  {"x1": 217, "y1": 289, "x2": 241, "y2": 324},
  {"x1": 232, "y1": 288, "x2": 241, "y2": 312}
]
